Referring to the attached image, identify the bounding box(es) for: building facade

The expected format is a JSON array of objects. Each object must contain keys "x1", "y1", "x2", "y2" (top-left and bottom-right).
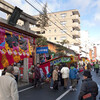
[
  {"x1": 80, "y1": 30, "x2": 90, "y2": 58},
  {"x1": 31, "y1": 9, "x2": 80, "y2": 47}
]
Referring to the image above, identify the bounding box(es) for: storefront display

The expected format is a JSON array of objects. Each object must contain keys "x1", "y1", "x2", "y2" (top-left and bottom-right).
[{"x1": 0, "y1": 27, "x2": 32, "y2": 69}]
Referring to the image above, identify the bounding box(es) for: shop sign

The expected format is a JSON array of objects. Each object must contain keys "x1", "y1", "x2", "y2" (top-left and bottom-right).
[
  {"x1": 62, "y1": 57, "x2": 71, "y2": 62},
  {"x1": 50, "y1": 57, "x2": 71, "y2": 66},
  {"x1": 36, "y1": 47, "x2": 48, "y2": 54}
]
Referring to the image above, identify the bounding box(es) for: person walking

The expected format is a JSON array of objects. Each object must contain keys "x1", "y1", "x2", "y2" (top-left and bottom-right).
[
  {"x1": 34, "y1": 63, "x2": 41, "y2": 87},
  {"x1": 53, "y1": 66, "x2": 59, "y2": 90},
  {"x1": 69, "y1": 63, "x2": 78, "y2": 91},
  {"x1": 78, "y1": 70, "x2": 98, "y2": 100},
  {"x1": 13, "y1": 64, "x2": 20, "y2": 83},
  {"x1": 50, "y1": 65, "x2": 54, "y2": 89},
  {"x1": 87, "y1": 63, "x2": 92, "y2": 71},
  {"x1": 61, "y1": 64, "x2": 69, "y2": 89},
  {"x1": 0, "y1": 66, "x2": 19, "y2": 100},
  {"x1": 94, "y1": 62, "x2": 99, "y2": 74}
]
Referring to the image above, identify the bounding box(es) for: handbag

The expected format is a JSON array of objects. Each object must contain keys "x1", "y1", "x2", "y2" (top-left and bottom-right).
[
  {"x1": 82, "y1": 82, "x2": 94, "y2": 100},
  {"x1": 83, "y1": 93, "x2": 93, "y2": 100}
]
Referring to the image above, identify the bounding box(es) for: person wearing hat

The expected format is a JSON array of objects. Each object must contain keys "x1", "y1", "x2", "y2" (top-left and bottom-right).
[{"x1": 78, "y1": 70, "x2": 98, "y2": 100}]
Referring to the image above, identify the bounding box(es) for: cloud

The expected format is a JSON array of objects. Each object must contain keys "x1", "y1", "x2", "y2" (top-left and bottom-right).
[
  {"x1": 81, "y1": 20, "x2": 95, "y2": 28},
  {"x1": 94, "y1": 13, "x2": 100, "y2": 22}
]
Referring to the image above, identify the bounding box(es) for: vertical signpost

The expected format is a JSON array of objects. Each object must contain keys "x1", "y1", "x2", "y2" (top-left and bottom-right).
[{"x1": 36, "y1": 46, "x2": 48, "y2": 64}]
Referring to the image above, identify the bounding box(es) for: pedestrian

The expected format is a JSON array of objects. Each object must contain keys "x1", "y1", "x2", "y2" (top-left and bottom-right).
[
  {"x1": 87, "y1": 63, "x2": 91, "y2": 71},
  {"x1": 78, "y1": 70, "x2": 98, "y2": 100},
  {"x1": 13, "y1": 63, "x2": 20, "y2": 83},
  {"x1": 69, "y1": 63, "x2": 78, "y2": 91},
  {"x1": 59, "y1": 63, "x2": 64, "y2": 86},
  {"x1": 0, "y1": 65, "x2": 19, "y2": 100},
  {"x1": 61, "y1": 63, "x2": 69, "y2": 89},
  {"x1": 50, "y1": 65, "x2": 54, "y2": 89},
  {"x1": 29, "y1": 65, "x2": 35, "y2": 84},
  {"x1": 94, "y1": 61, "x2": 99, "y2": 74},
  {"x1": 53, "y1": 66, "x2": 59, "y2": 90},
  {"x1": 2, "y1": 67, "x2": 7, "y2": 75},
  {"x1": 34, "y1": 63, "x2": 41, "y2": 87}
]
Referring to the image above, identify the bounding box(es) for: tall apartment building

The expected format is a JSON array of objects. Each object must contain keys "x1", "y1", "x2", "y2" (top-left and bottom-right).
[
  {"x1": 31, "y1": 9, "x2": 80, "y2": 47},
  {"x1": 80, "y1": 30, "x2": 90, "y2": 58}
]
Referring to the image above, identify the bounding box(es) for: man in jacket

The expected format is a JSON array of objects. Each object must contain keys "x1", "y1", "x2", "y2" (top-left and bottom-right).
[
  {"x1": 69, "y1": 63, "x2": 77, "y2": 91},
  {"x1": 34, "y1": 63, "x2": 41, "y2": 87},
  {"x1": 78, "y1": 70, "x2": 98, "y2": 100},
  {"x1": 94, "y1": 62, "x2": 99, "y2": 74},
  {"x1": 0, "y1": 66, "x2": 19, "y2": 100},
  {"x1": 61, "y1": 64, "x2": 69, "y2": 89},
  {"x1": 53, "y1": 66, "x2": 59, "y2": 90}
]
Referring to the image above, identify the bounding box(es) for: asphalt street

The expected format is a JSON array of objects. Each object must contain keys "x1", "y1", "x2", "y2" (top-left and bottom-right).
[{"x1": 19, "y1": 71, "x2": 100, "y2": 100}]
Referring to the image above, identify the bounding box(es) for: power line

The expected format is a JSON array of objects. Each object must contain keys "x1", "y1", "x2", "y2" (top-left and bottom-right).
[
  {"x1": 33, "y1": 0, "x2": 73, "y2": 37},
  {"x1": 25, "y1": 0, "x2": 71, "y2": 38},
  {"x1": 25, "y1": 0, "x2": 80, "y2": 43},
  {"x1": 34, "y1": 0, "x2": 80, "y2": 43}
]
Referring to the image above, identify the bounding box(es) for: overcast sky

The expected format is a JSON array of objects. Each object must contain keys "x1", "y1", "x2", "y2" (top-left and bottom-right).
[{"x1": 0, "y1": 0, "x2": 100, "y2": 43}]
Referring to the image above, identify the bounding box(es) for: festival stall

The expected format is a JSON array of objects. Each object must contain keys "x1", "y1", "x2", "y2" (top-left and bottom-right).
[{"x1": 0, "y1": 27, "x2": 33, "y2": 70}]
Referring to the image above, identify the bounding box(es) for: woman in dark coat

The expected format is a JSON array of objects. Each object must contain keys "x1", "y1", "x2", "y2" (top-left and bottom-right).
[{"x1": 78, "y1": 70, "x2": 98, "y2": 100}]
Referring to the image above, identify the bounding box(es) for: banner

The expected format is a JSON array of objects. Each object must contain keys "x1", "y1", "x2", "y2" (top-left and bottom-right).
[
  {"x1": 36, "y1": 47, "x2": 48, "y2": 54},
  {"x1": 0, "y1": 28, "x2": 32, "y2": 68},
  {"x1": 50, "y1": 57, "x2": 71, "y2": 66},
  {"x1": 40, "y1": 62, "x2": 50, "y2": 76}
]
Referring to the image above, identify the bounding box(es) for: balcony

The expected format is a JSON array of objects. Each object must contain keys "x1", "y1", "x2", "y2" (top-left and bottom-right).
[
  {"x1": 74, "y1": 39, "x2": 81, "y2": 46},
  {"x1": 72, "y1": 10, "x2": 80, "y2": 17},
  {"x1": 72, "y1": 31, "x2": 80, "y2": 38},
  {"x1": 72, "y1": 22, "x2": 80, "y2": 31},
  {"x1": 72, "y1": 19, "x2": 80, "y2": 24},
  {"x1": 72, "y1": 15, "x2": 80, "y2": 24}
]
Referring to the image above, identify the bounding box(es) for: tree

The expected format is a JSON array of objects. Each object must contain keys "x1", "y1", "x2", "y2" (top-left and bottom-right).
[
  {"x1": 36, "y1": 37, "x2": 48, "y2": 47},
  {"x1": 37, "y1": 3, "x2": 49, "y2": 33},
  {"x1": 56, "y1": 39, "x2": 69, "y2": 56}
]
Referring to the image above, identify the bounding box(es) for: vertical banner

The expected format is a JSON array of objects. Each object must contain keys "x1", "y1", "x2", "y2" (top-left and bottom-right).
[
  {"x1": 40, "y1": 62, "x2": 50, "y2": 76},
  {"x1": 28, "y1": 58, "x2": 33, "y2": 69}
]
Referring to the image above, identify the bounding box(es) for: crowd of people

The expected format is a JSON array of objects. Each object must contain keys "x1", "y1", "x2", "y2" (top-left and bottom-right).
[
  {"x1": 0, "y1": 61, "x2": 99, "y2": 100},
  {"x1": 49, "y1": 63, "x2": 78, "y2": 91}
]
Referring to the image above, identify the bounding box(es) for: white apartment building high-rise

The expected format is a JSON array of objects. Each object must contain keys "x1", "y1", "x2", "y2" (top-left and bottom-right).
[
  {"x1": 80, "y1": 30, "x2": 92, "y2": 59},
  {"x1": 31, "y1": 9, "x2": 80, "y2": 47}
]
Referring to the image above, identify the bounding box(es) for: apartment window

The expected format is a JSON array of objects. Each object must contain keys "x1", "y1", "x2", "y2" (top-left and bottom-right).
[
  {"x1": 60, "y1": 36, "x2": 67, "y2": 40},
  {"x1": 49, "y1": 30, "x2": 51, "y2": 32},
  {"x1": 49, "y1": 37, "x2": 51, "y2": 40},
  {"x1": 54, "y1": 29, "x2": 56, "y2": 32},
  {"x1": 49, "y1": 22, "x2": 52, "y2": 26},
  {"x1": 54, "y1": 37, "x2": 56, "y2": 40},
  {"x1": 60, "y1": 21, "x2": 66, "y2": 26},
  {"x1": 60, "y1": 29, "x2": 67, "y2": 33},
  {"x1": 61, "y1": 13, "x2": 67, "y2": 18}
]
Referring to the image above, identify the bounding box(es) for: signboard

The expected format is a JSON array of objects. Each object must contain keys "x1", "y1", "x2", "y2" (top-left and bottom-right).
[
  {"x1": 28, "y1": 58, "x2": 33, "y2": 69},
  {"x1": 40, "y1": 62, "x2": 50, "y2": 76},
  {"x1": 50, "y1": 57, "x2": 71, "y2": 66},
  {"x1": 36, "y1": 47, "x2": 48, "y2": 54}
]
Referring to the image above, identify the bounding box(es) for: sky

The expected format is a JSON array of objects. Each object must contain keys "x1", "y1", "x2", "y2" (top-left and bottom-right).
[{"x1": 0, "y1": 0, "x2": 100, "y2": 43}]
